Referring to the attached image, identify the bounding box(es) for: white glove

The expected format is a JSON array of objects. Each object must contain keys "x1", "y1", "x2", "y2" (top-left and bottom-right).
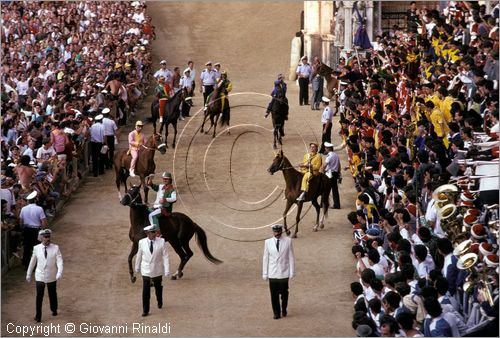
[
  {"x1": 164, "y1": 272, "x2": 170, "y2": 277},
  {"x1": 262, "y1": 276, "x2": 268, "y2": 281},
  {"x1": 56, "y1": 273, "x2": 62, "y2": 281},
  {"x1": 26, "y1": 276, "x2": 31, "y2": 283},
  {"x1": 135, "y1": 269, "x2": 140, "y2": 273}
]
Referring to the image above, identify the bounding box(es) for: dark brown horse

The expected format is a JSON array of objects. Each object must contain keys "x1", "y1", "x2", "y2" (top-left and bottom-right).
[
  {"x1": 200, "y1": 81, "x2": 230, "y2": 138},
  {"x1": 267, "y1": 85, "x2": 289, "y2": 149},
  {"x1": 267, "y1": 150, "x2": 330, "y2": 238},
  {"x1": 113, "y1": 133, "x2": 166, "y2": 203},
  {"x1": 120, "y1": 184, "x2": 222, "y2": 282},
  {"x1": 150, "y1": 87, "x2": 192, "y2": 148}
]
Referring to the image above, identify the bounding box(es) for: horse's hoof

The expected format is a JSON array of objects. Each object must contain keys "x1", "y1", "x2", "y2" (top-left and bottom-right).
[
  {"x1": 286, "y1": 230, "x2": 291, "y2": 236},
  {"x1": 200, "y1": 129, "x2": 204, "y2": 134},
  {"x1": 205, "y1": 131, "x2": 209, "y2": 135},
  {"x1": 292, "y1": 233, "x2": 298, "y2": 238},
  {"x1": 313, "y1": 227, "x2": 318, "y2": 232},
  {"x1": 177, "y1": 272, "x2": 183, "y2": 279},
  {"x1": 172, "y1": 144, "x2": 175, "y2": 148},
  {"x1": 171, "y1": 275, "x2": 177, "y2": 280},
  {"x1": 319, "y1": 223, "x2": 325, "y2": 229},
  {"x1": 131, "y1": 276, "x2": 136, "y2": 283}
]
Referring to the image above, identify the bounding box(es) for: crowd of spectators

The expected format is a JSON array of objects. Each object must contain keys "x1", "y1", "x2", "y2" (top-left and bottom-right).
[
  {"x1": 333, "y1": 1, "x2": 499, "y2": 337},
  {"x1": 0, "y1": 1, "x2": 155, "y2": 267}
]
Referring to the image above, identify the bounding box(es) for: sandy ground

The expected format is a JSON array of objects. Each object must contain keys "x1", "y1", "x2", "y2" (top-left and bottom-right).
[{"x1": 2, "y1": 3, "x2": 358, "y2": 336}]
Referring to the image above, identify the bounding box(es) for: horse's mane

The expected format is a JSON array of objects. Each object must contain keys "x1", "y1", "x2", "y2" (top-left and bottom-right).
[{"x1": 317, "y1": 63, "x2": 334, "y2": 77}]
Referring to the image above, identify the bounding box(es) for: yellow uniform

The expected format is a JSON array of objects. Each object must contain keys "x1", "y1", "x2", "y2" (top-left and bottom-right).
[
  {"x1": 430, "y1": 108, "x2": 450, "y2": 148},
  {"x1": 439, "y1": 96, "x2": 454, "y2": 123},
  {"x1": 300, "y1": 152, "x2": 322, "y2": 192}
]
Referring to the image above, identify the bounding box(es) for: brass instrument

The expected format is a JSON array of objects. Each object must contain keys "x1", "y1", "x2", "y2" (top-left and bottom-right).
[
  {"x1": 406, "y1": 121, "x2": 417, "y2": 160},
  {"x1": 478, "y1": 279, "x2": 495, "y2": 306},
  {"x1": 433, "y1": 184, "x2": 463, "y2": 242}
]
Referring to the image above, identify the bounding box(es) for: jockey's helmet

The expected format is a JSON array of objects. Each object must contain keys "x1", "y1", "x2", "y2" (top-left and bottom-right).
[
  {"x1": 135, "y1": 120, "x2": 144, "y2": 127},
  {"x1": 220, "y1": 70, "x2": 227, "y2": 78},
  {"x1": 162, "y1": 171, "x2": 172, "y2": 179}
]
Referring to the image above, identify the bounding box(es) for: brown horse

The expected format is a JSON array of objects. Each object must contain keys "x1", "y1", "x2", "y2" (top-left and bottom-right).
[
  {"x1": 200, "y1": 81, "x2": 230, "y2": 138},
  {"x1": 267, "y1": 150, "x2": 330, "y2": 238},
  {"x1": 317, "y1": 63, "x2": 340, "y2": 98},
  {"x1": 120, "y1": 184, "x2": 222, "y2": 282},
  {"x1": 113, "y1": 133, "x2": 166, "y2": 203}
]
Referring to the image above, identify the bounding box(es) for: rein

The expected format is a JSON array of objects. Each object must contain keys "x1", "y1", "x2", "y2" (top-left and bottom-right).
[
  {"x1": 125, "y1": 191, "x2": 141, "y2": 206},
  {"x1": 278, "y1": 156, "x2": 298, "y2": 171}
]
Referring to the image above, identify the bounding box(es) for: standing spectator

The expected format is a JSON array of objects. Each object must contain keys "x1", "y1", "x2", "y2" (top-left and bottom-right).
[
  {"x1": 323, "y1": 142, "x2": 341, "y2": 209},
  {"x1": 19, "y1": 191, "x2": 47, "y2": 270},
  {"x1": 128, "y1": 120, "x2": 146, "y2": 177},
  {"x1": 406, "y1": 2, "x2": 421, "y2": 34},
  {"x1": 200, "y1": 61, "x2": 217, "y2": 104},
  {"x1": 296, "y1": 56, "x2": 312, "y2": 106},
  {"x1": 187, "y1": 60, "x2": 196, "y2": 96},
  {"x1": 26, "y1": 229, "x2": 63, "y2": 323},
  {"x1": 153, "y1": 60, "x2": 173, "y2": 88},
  {"x1": 262, "y1": 224, "x2": 295, "y2": 320},
  {"x1": 49, "y1": 122, "x2": 69, "y2": 155},
  {"x1": 319, "y1": 97, "x2": 333, "y2": 153},
  {"x1": 213, "y1": 62, "x2": 221, "y2": 80},
  {"x1": 101, "y1": 108, "x2": 118, "y2": 169},
  {"x1": 180, "y1": 68, "x2": 193, "y2": 118},
  {"x1": 135, "y1": 224, "x2": 170, "y2": 317},
  {"x1": 310, "y1": 56, "x2": 324, "y2": 110},
  {"x1": 89, "y1": 114, "x2": 105, "y2": 177},
  {"x1": 172, "y1": 67, "x2": 181, "y2": 94}
]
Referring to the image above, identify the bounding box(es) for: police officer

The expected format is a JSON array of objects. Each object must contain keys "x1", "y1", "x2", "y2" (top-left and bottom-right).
[
  {"x1": 153, "y1": 60, "x2": 173, "y2": 88},
  {"x1": 89, "y1": 114, "x2": 105, "y2": 177},
  {"x1": 296, "y1": 55, "x2": 312, "y2": 106},
  {"x1": 213, "y1": 62, "x2": 221, "y2": 80},
  {"x1": 20, "y1": 191, "x2": 48, "y2": 270},
  {"x1": 101, "y1": 108, "x2": 118, "y2": 169},
  {"x1": 199, "y1": 61, "x2": 217, "y2": 104},
  {"x1": 319, "y1": 96, "x2": 333, "y2": 154},
  {"x1": 323, "y1": 142, "x2": 341, "y2": 209}
]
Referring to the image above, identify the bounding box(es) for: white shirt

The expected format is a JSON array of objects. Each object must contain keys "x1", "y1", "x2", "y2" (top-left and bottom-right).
[
  {"x1": 180, "y1": 75, "x2": 193, "y2": 89},
  {"x1": 200, "y1": 69, "x2": 217, "y2": 86},
  {"x1": 425, "y1": 199, "x2": 445, "y2": 238},
  {"x1": 321, "y1": 106, "x2": 333, "y2": 124},
  {"x1": 442, "y1": 253, "x2": 453, "y2": 278},
  {"x1": 16, "y1": 79, "x2": 29, "y2": 95},
  {"x1": 36, "y1": 146, "x2": 56, "y2": 162},
  {"x1": 102, "y1": 117, "x2": 118, "y2": 136},
  {"x1": 132, "y1": 12, "x2": 145, "y2": 23},
  {"x1": 324, "y1": 151, "x2": 340, "y2": 177},
  {"x1": 296, "y1": 63, "x2": 312, "y2": 77},
  {"x1": 0, "y1": 188, "x2": 16, "y2": 214},
  {"x1": 20, "y1": 203, "x2": 46, "y2": 227},
  {"x1": 153, "y1": 68, "x2": 172, "y2": 82},
  {"x1": 89, "y1": 122, "x2": 105, "y2": 143},
  {"x1": 416, "y1": 254, "x2": 435, "y2": 278}
]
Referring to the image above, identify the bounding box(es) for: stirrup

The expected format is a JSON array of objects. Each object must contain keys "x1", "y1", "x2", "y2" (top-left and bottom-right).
[{"x1": 296, "y1": 191, "x2": 306, "y2": 201}]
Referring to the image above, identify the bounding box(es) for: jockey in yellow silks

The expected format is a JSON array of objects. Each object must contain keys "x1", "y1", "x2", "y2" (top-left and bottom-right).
[
  {"x1": 297, "y1": 142, "x2": 322, "y2": 201},
  {"x1": 205, "y1": 71, "x2": 232, "y2": 113}
]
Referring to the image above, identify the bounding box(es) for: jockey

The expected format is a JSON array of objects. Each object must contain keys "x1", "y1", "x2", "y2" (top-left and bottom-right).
[
  {"x1": 204, "y1": 71, "x2": 232, "y2": 113},
  {"x1": 128, "y1": 120, "x2": 146, "y2": 177},
  {"x1": 266, "y1": 74, "x2": 287, "y2": 117},
  {"x1": 297, "y1": 142, "x2": 323, "y2": 201},
  {"x1": 147, "y1": 171, "x2": 177, "y2": 227},
  {"x1": 155, "y1": 76, "x2": 171, "y2": 123}
]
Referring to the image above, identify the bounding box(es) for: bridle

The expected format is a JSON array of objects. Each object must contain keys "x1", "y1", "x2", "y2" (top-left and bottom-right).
[
  {"x1": 124, "y1": 189, "x2": 141, "y2": 206},
  {"x1": 142, "y1": 134, "x2": 166, "y2": 151},
  {"x1": 276, "y1": 155, "x2": 296, "y2": 171}
]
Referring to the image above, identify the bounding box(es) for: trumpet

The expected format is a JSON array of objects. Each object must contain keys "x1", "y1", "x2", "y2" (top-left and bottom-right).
[{"x1": 478, "y1": 279, "x2": 495, "y2": 307}]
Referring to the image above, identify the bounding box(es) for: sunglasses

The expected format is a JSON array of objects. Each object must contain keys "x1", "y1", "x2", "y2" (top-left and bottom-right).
[{"x1": 42, "y1": 234, "x2": 51, "y2": 237}]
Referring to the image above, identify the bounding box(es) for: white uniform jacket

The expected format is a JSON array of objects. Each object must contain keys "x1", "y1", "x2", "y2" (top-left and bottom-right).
[
  {"x1": 135, "y1": 237, "x2": 170, "y2": 278},
  {"x1": 262, "y1": 236, "x2": 295, "y2": 280},
  {"x1": 27, "y1": 243, "x2": 63, "y2": 283}
]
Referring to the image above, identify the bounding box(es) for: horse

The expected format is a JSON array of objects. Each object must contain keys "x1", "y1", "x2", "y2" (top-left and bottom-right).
[
  {"x1": 267, "y1": 85, "x2": 289, "y2": 149},
  {"x1": 200, "y1": 81, "x2": 230, "y2": 138},
  {"x1": 120, "y1": 184, "x2": 223, "y2": 282},
  {"x1": 150, "y1": 88, "x2": 192, "y2": 148},
  {"x1": 317, "y1": 63, "x2": 340, "y2": 99},
  {"x1": 267, "y1": 150, "x2": 330, "y2": 238},
  {"x1": 113, "y1": 133, "x2": 166, "y2": 204}
]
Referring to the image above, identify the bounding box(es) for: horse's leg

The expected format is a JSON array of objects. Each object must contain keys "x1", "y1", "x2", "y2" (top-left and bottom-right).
[
  {"x1": 320, "y1": 189, "x2": 329, "y2": 229},
  {"x1": 212, "y1": 114, "x2": 219, "y2": 138},
  {"x1": 168, "y1": 238, "x2": 187, "y2": 280},
  {"x1": 200, "y1": 112, "x2": 209, "y2": 133},
  {"x1": 128, "y1": 241, "x2": 139, "y2": 283},
  {"x1": 273, "y1": 129, "x2": 277, "y2": 150},
  {"x1": 176, "y1": 238, "x2": 194, "y2": 279},
  {"x1": 204, "y1": 114, "x2": 214, "y2": 135},
  {"x1": 172, "y1": 122, "x2": 177, "y2": 148},
  {"x1": 143, "y1": 178, "x2": 149, "y2": 204},
  {"x1": 311, "y1": 198, "x2": 321, "y2": 232},
  {"x1": 164, "y1": 122, "x2": 169, "y2": 148},
  {"x1": 282, "y1": 199, "x2": 293, "y2": 236},
  {"x1": 294, "y1": 202, "x2": 303, "y2": 238}
]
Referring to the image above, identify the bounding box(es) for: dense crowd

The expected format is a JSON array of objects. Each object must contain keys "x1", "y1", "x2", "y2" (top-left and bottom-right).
[
  {"x1": 0, "y1": 1, "x2": 154, "y2": 266},
  {"x1": 334, "y1": 1, "x2": 499, "y2": 336}
]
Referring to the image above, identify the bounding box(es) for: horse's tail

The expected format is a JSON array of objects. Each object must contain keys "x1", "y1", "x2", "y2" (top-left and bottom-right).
[
  {"x1": 150, "y1": 99, "x2": 159, "y2": 122},
  {"x1": 193, "y1": 223, "x2": 223, "y2": 264}
]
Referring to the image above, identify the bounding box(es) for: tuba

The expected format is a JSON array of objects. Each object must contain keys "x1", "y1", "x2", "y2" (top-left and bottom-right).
[{"x1": 434, "y1": 184, "x2": 462, "y2": 241}]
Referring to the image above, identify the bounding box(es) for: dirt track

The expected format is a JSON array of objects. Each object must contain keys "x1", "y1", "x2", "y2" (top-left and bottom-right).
[{"x1": 2, "y1": 3, "x2": 357, "y2": 336}]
